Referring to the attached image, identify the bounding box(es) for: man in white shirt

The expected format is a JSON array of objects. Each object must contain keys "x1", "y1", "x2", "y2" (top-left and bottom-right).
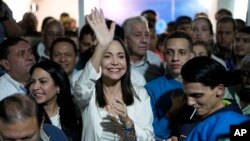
[
  {"x1": 0, "y1": 37, "x2": 36, "y2": 100},
  {"x1": 122, "y1": 16, "x2": 165, "y2": 82}
]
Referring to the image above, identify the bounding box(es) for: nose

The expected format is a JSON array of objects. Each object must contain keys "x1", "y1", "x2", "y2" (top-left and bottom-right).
[
  {"x1": 221, "y1": 33, "x2": 226, "y2": 40},
  {"x1": 187, "y1": 96, "x2": 196, "y2": 107},
  {"x1": 141, "y1": 35, "x2": 149, "y2": 43},
  {"x1": 171, "y1": 52, "x2": 179, "y2": 62},
  {"x1": 27, "y1": 51, "x2": 35, "y2": 60},
  {"x1": 59, "y1": 54, "x2": 66, "y2": 62},
  {"x1": 111, "y1": 56, "x2": 118, "y2": 65},
  {"x1": 29, "y1": 81, "x2": 39, "y2": 93}
]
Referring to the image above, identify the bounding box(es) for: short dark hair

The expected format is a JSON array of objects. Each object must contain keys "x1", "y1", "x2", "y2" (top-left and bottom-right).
[
  {"x1": 141, "y1": 9, "x2": 157, "y2": 16},
  {"x1": 106, "y1": 19, "x2": 125, "y2": 40},
  {"x1": 235, "y1": 19, "x2": 246, "y2": 31},
  {"x1": 41, "y1": 16, "x2": 55, "y2": 31},
  {"x1": 0, "y1": 37, "x2": 29, "y2": 60},
  {"x1": 216, "y1": 9, "x2": 232, "y2": 17},
  {"x1": 238, "y1": 26, "x2": 250, "y2": 34},
  {"x1": 79, "y1": 23, "x2": 95, "y2": 41},
  {"x1": 181, "y1": 56, "x2": 227, "y2": 89},
  {"x1": 50, "y1": 37, "x2": 78, "y2": 59},
  {"x1": 217, "y1": 16, "x2": 236, "y2": 32},
  {"x1": 165, "y1": 31, "x2": 193, "y2": 51},
  {"x1": 175, "y1": 16, "x2": 192, "y2": 30},
  {"x1": 0, "y1": 94, "x2": 43, "y2": 127}
]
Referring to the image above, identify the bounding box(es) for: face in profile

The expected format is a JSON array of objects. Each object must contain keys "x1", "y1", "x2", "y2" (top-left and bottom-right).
[
  {"x1": 0, "y1": 117, "x2": 40, "y2": 141},
  {"x1": 165, "y1": 38, "x2": 193, "y2": 76},
  {"x1": 193, "y1": 44, "x2": 209, "y2": 57},
  {"x1": 183, "y1": 81, "x2": 224, "y2": 118},
  {"x1": 101, "y1": 40, "x2": 127, "y2": 81},
  {"x1": 51, "y1": 41, "x2": 77, "y2": 76},
  {"x1": 29, "y1": 68, "x2": 59, "y2": 105},
  {"x1": 125, "y1": 22, "x2": 150, "y2": 57},
  {"x1": 1, "y1": 41, "x2": 35, "y2": 78}
]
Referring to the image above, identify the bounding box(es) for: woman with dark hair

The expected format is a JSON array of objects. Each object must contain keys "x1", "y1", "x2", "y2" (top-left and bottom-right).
[
  {"x1": 29, "y1": 61, "x2": 81, "y2": 141},
  {"x1": 73, "y1": 8, "x2": 153, "y2": 140}
]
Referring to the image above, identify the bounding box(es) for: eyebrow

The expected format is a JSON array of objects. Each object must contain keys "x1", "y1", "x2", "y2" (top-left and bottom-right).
[
  {"x1": 187, "y1": 92, "x2": 204, "y2": 97},
  {"x1": 105, "y1": 52, "x2": 125, "y2": 55}
]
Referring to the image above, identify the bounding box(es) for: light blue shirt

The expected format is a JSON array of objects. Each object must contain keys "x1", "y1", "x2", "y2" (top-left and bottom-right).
[{"x1": 0, "y1": 73, "x2": 27, "y2": 100}]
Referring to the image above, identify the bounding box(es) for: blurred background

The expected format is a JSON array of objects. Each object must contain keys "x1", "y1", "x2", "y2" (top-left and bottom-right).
[{"x1": 4, "y1": 0, "x2": 249, "y2": 34}]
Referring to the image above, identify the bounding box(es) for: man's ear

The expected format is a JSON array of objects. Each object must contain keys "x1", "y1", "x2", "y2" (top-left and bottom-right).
[
  {"x1": 216, "y1": 84, "x2": 225, "y2": 98},
  {"x1": 93, "y1": 39, "x2": 98, "y2": 46},
  {"x1": 0, "y1": 59, "x2": 10, "y2": 71},
  {"x1": 190, "y1": 51, "x2": 195, "y2": 59}
]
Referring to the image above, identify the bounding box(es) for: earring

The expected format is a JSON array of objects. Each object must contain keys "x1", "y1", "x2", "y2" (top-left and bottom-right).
[{"x1": 57, "y1": 90, "x2": 60, "y2": 94}]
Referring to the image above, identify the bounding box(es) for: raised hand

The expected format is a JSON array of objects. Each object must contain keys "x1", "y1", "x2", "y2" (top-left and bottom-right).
[{"x1": 86, "y1": 8, "x2": 115, "y2": 49}]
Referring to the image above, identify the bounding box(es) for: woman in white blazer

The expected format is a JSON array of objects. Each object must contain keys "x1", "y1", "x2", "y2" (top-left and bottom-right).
[{"x1": 73, "y1": 8, "x2": 154, "y2": 141}]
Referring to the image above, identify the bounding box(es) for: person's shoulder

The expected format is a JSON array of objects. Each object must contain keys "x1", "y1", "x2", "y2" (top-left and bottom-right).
[
  {"x1": 146, "y1": 50, "x2": 163, "y2": 65},
  {"x1": 0, "y1": 73, "x2": 7, "y2": 83},
  {"x1": 43, "y1": 124, "x2": 69, "y2": 141},
  {"x1": 133, "y1": 85, "x2": 149, "y2": 100},
  {"x1": 145, "y1": 76, "x2": 167, "y2": 88}
]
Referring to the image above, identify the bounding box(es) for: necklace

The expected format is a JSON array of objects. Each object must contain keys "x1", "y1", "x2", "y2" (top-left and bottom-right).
[{"x1": 50, "y1": 107, "x2": 61, "y2": 129}]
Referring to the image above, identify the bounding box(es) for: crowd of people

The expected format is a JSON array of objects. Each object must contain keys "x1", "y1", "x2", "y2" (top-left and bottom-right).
[{"x1": 0, "y1": 0, "x2": 250, "y2": 140}]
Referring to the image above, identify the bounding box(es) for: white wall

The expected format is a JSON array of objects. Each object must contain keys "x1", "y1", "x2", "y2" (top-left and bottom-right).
[
  {"x1": 4, "y1": 0, "x2": 79, "y2": 32},
  {"x1": 4, "y1": 0, "x2": 250, "y2": 32}
]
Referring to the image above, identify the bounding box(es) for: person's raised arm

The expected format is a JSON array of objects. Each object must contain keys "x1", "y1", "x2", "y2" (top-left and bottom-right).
[{"x1": 86, "y1": 8, "x2": 115, "y2": 72}]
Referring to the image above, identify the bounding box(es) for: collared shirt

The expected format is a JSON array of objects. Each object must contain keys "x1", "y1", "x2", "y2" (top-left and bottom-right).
[
  {"x1": 0, "y1": 73, "x2": 27, "y2": 100},
  {"x1": 130, "y1": 50, "x2": 165, "y2": 82},
  {"x1": 37, "y1": 42, "x2": 50, "y2": 61}
]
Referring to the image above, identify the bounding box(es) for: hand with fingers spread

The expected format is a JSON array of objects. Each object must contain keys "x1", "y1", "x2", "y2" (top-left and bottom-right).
[
  {"x1": 112, "y1": 99, "x2": 133, "y2": 128},
  {"x1": 86, "y1": 8, "x2": 115, "y2": 49}
]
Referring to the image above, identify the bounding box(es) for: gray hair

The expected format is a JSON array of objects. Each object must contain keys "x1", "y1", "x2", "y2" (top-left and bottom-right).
[{"x1": 122, "y1": 16, "x2": 149, "y2": 36}]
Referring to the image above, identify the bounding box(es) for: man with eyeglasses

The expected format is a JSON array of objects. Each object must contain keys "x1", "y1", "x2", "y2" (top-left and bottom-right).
[{"x1": 36, "y1": 19, "x2": 64, "y2": 62}]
